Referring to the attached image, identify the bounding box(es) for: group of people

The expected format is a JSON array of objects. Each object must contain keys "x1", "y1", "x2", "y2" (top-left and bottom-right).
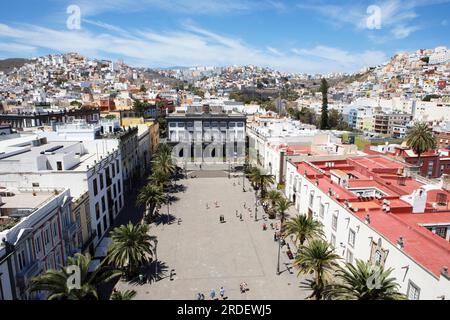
[{"x1": 197, "y1": 287, "x2": 226, "y2": 300}]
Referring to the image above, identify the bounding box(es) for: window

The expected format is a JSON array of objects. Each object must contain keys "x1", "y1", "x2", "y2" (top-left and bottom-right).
[
  {"x1": 103, "y1": 215, "x2": 108, "y2": 231},
  {"x1": 309, "y1": 192, "x2": 314, "y2": 207},
  {"x1": 427, "y1": 161, "x2": 434, "y2": 176},
  {"x1": 95, "y1": 203, "x2": 100, "y2": 220},
  {"x1": 32, "y1": 183, "x2": 40, "y2": 187},
  {"x1": 101, "y1": 196, "x2": 106, "y2": 212},
  {"x1": 97, "y1": 223, "x2": 102, "y2": 238},
  {"x1": 118, "y1": 181, "x2": 121, "y2": 194},
  {"x1": 330, "y1": 234, "x2": 336, "y2": 249},
  {"x1": 56, "y1": 161, "x2": 63, "y2": 171},
  {"x1": 116, "y1": 160, "x2": 120, "y2": 174},
  {"x1": 348, "y1": 229, "x2": 356, "y2": 248},
  {"x1": 93, "y1": 178, "x2": 98, "y2": 196},
  {"x1": 112, "y1": 163, "x2": 116, "y2": 177},
  {"x1": 319, "y1": 204, "x2": 325, "y2": 219},
  {"x1": 34, "y1": 234, "x2": 42, "y2": 257},
  {"x1": 113, "y1": 184, "x2": 117, "y2": 198},
  {"x1": 44, "y1": 228, "x2": 51, "y2": 246},
  {"x1": 99, "y1": 173, "x2": 104, "y2": 190},
  {"x1": 435, "y1": 227, "x2": 447, "y2": 239},
  {"x1": 346, "y1": 249, "x2": 353, "y2": 264},
  {"x1": 52, "y1": 220, "x2": 59, "y2": 241},
  {"x1": 407, "y1": 281, "x2": 420, "y2": 300},
  {"x1": 332, "y1": 213, "x2": 338, "y2": 231},
  {"x1": 17, "y1": 248, "x2": 27, "y2": 271}
]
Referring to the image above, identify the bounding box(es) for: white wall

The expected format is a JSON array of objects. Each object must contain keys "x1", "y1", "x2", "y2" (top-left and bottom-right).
[{"x1": 285, "y1": 161, "x2": 450, "y2": 300}]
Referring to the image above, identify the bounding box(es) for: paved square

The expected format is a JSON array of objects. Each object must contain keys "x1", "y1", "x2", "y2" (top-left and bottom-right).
[{"x1": 116, "y1": 175, "x2": 310, "y2": 300}]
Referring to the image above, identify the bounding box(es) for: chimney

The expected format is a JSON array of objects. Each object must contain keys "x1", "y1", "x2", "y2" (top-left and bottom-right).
[{"x1": 441, "y1": 174, "x2": 450, "y2": 191}]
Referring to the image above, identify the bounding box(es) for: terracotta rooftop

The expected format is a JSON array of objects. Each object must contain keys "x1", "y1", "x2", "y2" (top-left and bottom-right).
[{"x1": 293, "y1": 156, "x2": 450, "y2": 278}]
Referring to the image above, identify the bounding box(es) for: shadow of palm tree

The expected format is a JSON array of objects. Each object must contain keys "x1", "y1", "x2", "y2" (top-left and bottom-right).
[
  {"x1": 153, "y1": 214, "x2": 177, "y2": 226},
  {"x1": 127, "y1": 261, "x2": 170, "y2": 285}
]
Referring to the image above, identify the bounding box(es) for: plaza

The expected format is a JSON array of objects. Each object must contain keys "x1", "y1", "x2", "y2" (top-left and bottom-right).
[{"x1": 115, "y1": 172, "x2": 310, "y2": 300}]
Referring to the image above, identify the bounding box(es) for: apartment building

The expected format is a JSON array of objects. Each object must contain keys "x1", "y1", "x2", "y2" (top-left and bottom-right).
[
  {"x1": 373, "y1": 113, "x2": 412, "y2": 137},
  {"x1": 167, "y1": 106, "x2": 246, "y2": 164},
  {"x1": 0, "y1": 187, "x2": 72, "y2": 300},
  {"x1": 285, "y1": 156, "x2": 450, "y2": 300},
  {"x1": 0, "y1": 134, "x2": 124, "y2": 252}
]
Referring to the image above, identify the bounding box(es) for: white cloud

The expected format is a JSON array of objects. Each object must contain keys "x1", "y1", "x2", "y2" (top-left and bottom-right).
[
  {"x1": 391, "y1": 25, "x2": 421, "y2": 39},
  {"x1": 297, "y1": 0, "x2": 449, "y2": 40},
  {"x1": 266, "y1": 47, "x2": 283, "y2": 56},
  {"x1": 0, "y1": 22, "x2": 387, "y2": 74},
  {"x1": 62, "y1": 0, "x2": 257, "y2": 16},
  {"x1": 292, "y1": 46, "x2": 387, "y2": 70}
]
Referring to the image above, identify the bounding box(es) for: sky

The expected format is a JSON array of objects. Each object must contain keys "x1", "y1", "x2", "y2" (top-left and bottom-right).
[{"x1": 0, "y1": 0, "x2": 449, "y2": 74}]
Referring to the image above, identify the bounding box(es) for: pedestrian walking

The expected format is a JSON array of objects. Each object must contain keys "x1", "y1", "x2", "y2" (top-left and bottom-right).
[
  {"x1": 197, "y1": 293, "x2": 202, "y2": 300},
  {"x1": 240, "y1": 213, "x2": 243, "y2": 221},
  {"x1": 235, "y1": 210, "x2": 238, "y2": 217},
  {"x1": 220, "y1": 287, "x2": 225, "y2": 298},
  {"x1": 210, "y1": 289, "x2": 216, "y2": 300}
]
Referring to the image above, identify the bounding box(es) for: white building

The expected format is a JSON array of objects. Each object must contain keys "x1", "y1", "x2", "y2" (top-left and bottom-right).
[
  {"x1": 0, "y1": 187, "x2": 72, "y2": 300},
  {"x1": 0, "y1": 134, "x2": 124, "y2": 251},
  {"x1": 285, "y1": 156, "x2": 450, "y2": 300}
]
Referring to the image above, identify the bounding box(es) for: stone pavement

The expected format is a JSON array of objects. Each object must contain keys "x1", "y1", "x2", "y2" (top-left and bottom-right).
[{"x1": 115, "y1": 175, "x2": 310, "y2": 300}]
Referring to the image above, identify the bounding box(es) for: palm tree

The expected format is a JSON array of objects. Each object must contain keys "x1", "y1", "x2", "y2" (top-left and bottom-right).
[
  {"x1": 294, "y1": 239, "x2": 340, "y2": 300},
  {"x1": 259, "y1": 174, "x2": 275, "y2": 198},
  {"x1": 156, "y1": 143, "x2": 172, "y2": 157},
  {"x1": 324, "y1": 259, "x2": 406, "y2": 300},
  {"x1": 111, "y1": 290, "x2": 137, "y2": 300},
  {"x1": 276, "y1": 197, "x2": 292, "y2": 225},
  {"x1": 264, "y1": 190, "x2": 282, "y2": 219},
  {"x1": 136, "y1": 183, "x2": 165, "y2": 218},
  {"x1": 275, "y1": 197, "x2": 292, "y2": 275},
  {"x1": 405, "y1": 122, "x2": 436, "y2": 169},
  {"x1": 247, "y1": 167, "x2": 262, "y2": 190},
  {"x1": 148, "y1": 169, "x2": 169, "y2": 188},
  {"x1": 107, "y1": 223, "x2": 155, "y2": 277},
  {"x1": 29, "y1": 253, "x2": 121, "y2": 300},
  {"x1": 284, "y1": 214, "x2": 324, "y2": 247},
  {"x1": 152, "y1": 152, "x2": 176, "y2": 180}
]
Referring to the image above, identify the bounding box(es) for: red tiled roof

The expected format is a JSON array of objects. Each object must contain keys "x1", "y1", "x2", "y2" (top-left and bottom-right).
[{"x1": 293, "y1": 156, "x2": 450, "y2": 277}]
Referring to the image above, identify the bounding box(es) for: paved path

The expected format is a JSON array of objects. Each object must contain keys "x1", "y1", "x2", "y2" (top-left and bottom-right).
[{"x1": 116, "y1": 175, "x2": 310, "y2": 300}]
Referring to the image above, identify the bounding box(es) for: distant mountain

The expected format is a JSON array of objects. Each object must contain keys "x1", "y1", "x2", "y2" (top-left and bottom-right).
[{"x1": 0, "y1": 58, "x2": 30, "y2": 73}]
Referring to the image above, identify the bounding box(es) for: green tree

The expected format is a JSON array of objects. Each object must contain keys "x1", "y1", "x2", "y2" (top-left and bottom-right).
[
  {"x1": 152, "y1": 151, "x2": 176, "y2": 179},
  {"x1": 405, "y1": 122, "x2": 436, "y2": 168},
  {"x1": 111, "y1": 290, "x2": 137, "y2": 300},
  {"x1": 29, "y1": 253, "x2": 121, "y2": 300},
  {"x1": 263, "y1": 190, "x2": 283, "y2": 219},
  {"x1": 324, "y1": 259, "x2": 406, "y2": 300},
  {"x1": 136, "y1": 183, "x2": 166, "y2": 218},
  {"x1": 140, "y1": 84, "x2": 147, "y2": 92},
  {"x1": 107, "y1": 223, "x2": 155, "y2": 276},
  {"x1": 320, "y1": 78, "x2": 329, "y2": 130},
  {"x1": 295, "y1": 239, "x2": 340, "y2": 300},
  {"x1": 276, "y1": 197, "x2": 292, "y2": 225},
  {"x1": 284, "y1": 214, "x2": 324, "y2": 247},
  {"x1": 133, "y1": 99, "x2": 148, "y2": 117}
]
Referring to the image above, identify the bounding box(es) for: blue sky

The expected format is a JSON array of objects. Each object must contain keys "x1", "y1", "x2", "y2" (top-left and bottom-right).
[{"x1": 0, "y1": 0, "x2": 449, "y2": 74}]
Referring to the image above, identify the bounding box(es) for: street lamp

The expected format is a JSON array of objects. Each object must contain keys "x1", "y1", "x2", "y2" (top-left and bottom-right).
[
  {"x1": 254, "y1": 190, "x2": 258, "y2": 222},
  {"x1": 166, "y1": 193, "x2": 170, "y2": 224},
  {"x1": 276, "y1": 233, "x2": 281, "y2": 275},
  {"x1": 154, "y1": 239, "x2": 158, "y2": 281},
  {"x1": 228, "y1": 161, "x2": 231, "y2": 179}
]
